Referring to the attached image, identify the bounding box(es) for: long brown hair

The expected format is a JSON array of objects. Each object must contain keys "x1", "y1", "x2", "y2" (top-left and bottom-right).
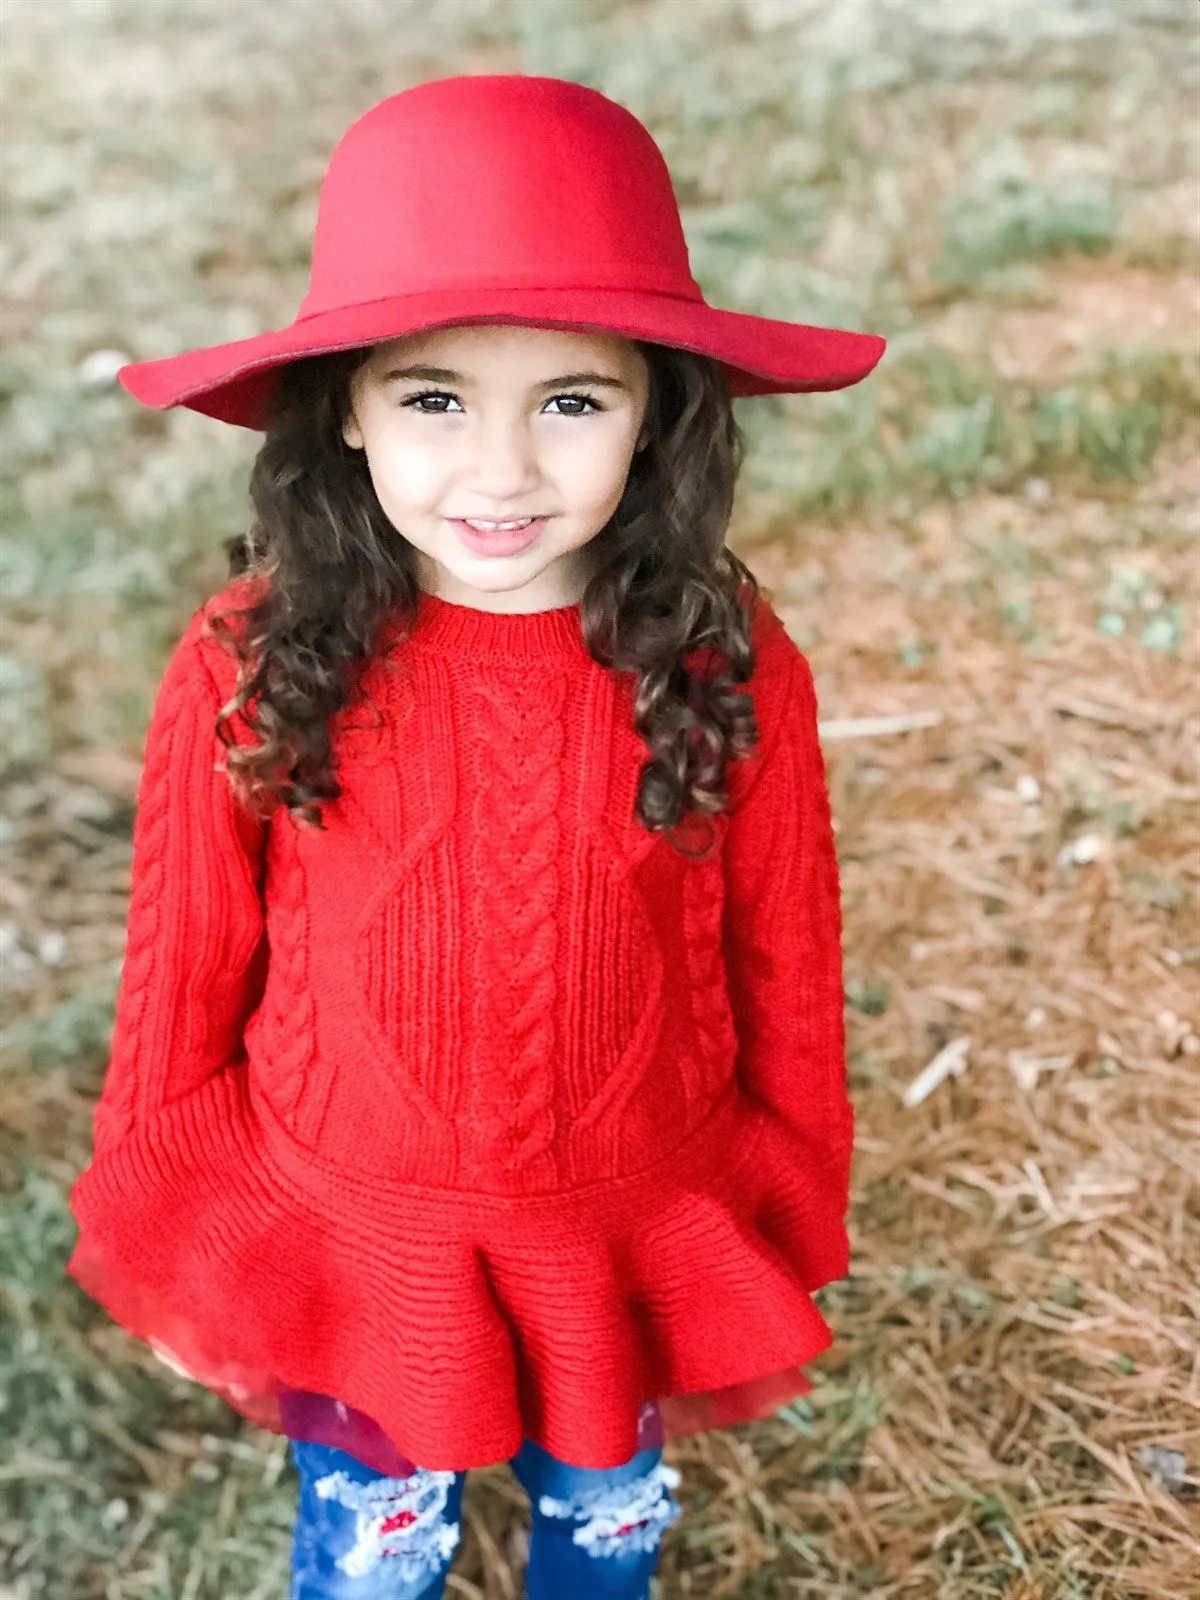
[{"x1": 208, "y1": 337, "x2": 765, "y2": 850}]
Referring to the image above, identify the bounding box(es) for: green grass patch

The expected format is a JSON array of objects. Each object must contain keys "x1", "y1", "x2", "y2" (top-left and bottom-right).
[
  {"x1": 739, "y1": 340, "x2": 1198, "y2": 519},
  {"x1": 934, "y1": 139, "x2": 1119, "y2": 289}
]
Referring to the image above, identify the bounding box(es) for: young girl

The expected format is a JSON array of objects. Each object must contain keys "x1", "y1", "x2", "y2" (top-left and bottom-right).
[{"x1": 67, "y1": 74, "x2": 884, "y2": 1599}]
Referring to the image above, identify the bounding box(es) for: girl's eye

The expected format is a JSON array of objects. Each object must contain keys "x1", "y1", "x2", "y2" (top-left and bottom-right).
[
  {"x1": 401, "y1": 391, "x2": 602, "y2": 416},
  {"x1": 544, "y1": 393, "x2": 601, "y2": 416},
  {"x1": 403, "y1": 392, "x2": 463, "y2": 414}
]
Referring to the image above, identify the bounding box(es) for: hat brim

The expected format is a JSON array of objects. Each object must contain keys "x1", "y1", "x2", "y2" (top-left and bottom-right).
[{"x1": 118, "y1": 287, "x2": 885, "y2": 430}]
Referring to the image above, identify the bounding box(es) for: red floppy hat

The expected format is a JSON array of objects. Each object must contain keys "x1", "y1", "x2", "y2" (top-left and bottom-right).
[{"x1": 118, "y1": 74, "x2": 885, "y2": 431}]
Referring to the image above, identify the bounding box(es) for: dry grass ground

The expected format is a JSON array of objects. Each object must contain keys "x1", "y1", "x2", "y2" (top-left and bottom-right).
[{"x1": 2, "y1": 2, "x2": 1197, "y2": 1597}]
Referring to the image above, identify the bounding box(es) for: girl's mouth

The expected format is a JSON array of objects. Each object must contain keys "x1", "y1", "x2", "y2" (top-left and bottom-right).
[{"x1": 449, "y1": 517, "x2": 549, "y2": 556}]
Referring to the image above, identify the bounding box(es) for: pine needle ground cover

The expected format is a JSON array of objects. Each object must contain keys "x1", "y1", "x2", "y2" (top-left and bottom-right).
[{"x1": 2, "y1": 3, "x2": 1196, "y2": 1596}]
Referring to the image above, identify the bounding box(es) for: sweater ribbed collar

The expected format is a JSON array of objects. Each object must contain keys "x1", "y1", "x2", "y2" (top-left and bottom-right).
[{"x1": 405, "y1": 588, "x2": 590, "y2": 664}]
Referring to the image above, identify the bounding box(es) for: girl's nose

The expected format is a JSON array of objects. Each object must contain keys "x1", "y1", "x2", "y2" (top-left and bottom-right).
[{"x1": 469, "y1": 413, "x2": 541, "y2": 499}]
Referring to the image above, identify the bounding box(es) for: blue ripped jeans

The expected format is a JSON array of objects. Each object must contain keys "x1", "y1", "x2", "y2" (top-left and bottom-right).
[{"x1": 288, "y1": 1435, "x2": 682, "y2": 1600}]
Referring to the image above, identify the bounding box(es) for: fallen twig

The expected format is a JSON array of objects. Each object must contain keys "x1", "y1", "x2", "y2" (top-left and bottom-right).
[
  {"x1": 819, "y1": 710, "x2": 944, "y2": 739},
  {"x1": 903, "y1": 1036, "x2": 972, "y2": 1107}
]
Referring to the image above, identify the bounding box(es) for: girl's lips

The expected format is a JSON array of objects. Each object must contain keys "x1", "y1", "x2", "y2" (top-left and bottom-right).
[{"x1": 450, "y1": 517, "x2": 549, "y2": 556}]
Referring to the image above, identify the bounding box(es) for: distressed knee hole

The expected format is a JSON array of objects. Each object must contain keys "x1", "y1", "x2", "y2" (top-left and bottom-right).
[
  {"x1": 538, "y1": 1461, "x2": 682, "y2": 1559},
  {"x1": 313, "y1": 1465, "x2": 461, "y2": 1582}
]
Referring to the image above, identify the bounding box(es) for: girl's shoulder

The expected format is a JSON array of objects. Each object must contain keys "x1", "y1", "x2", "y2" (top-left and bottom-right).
[
  {"x1": 684, "y1": 582, "x2": 801, "y2": 691},
  {"x1": 191, "y1": 571, "x2": 268, "y2": 649},
  {"x1": 194, "y1": 572, "x2": 270, "y2": 640},
  {"x1": 743, "y1": 583, "x2": 800, "y2": 668},
  {"x1": 742, "y1": 589, "x2": 823, "y2": 744},
  {"x1": 722, "y1": 587, "x2": 824, "y2": 811},
  {"x1": 156, "y1": 574, "x2": 268, "y2": 711}
]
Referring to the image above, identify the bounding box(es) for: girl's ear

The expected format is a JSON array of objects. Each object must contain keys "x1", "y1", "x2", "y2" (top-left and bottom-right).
[{"x1": 343, "y1": 413, "x2": 364, "y2": 450}]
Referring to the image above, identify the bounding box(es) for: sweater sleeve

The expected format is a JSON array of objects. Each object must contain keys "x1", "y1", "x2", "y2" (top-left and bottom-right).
[
  {"x1": 90, "y1": 610, "x2": 269, "y2": 1160},
  {"x1": 721, "y1": 638, "x2": 853, "y2": 1217}
]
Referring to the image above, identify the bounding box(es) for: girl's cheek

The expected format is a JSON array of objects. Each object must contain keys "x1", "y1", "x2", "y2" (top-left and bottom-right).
[
  {"x1": 559, "y1": 432, "x2": 638, "y2": 499},
  {"x1": 375, "y1": 440, "x2": 450, "y2": 504}
]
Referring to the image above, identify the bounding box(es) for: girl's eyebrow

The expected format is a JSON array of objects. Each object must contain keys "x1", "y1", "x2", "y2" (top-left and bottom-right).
[{"x1": 380, "y1": 364, "x2": 629, "y2": 391}]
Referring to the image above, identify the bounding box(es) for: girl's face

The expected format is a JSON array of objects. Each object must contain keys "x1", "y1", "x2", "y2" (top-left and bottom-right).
[{"x1": 343, "y1": 323, "x2": 651, "y2": 612}]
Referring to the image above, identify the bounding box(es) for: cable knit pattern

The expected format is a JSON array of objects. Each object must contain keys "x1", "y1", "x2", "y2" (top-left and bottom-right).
[
  {"x1": 246, "y1": 819, "x2": 319, "y2": 1140},
  {"x1": 465, "y1": 669, "x2": 565, "y2": 1183},
  {"x1": 680, "y1": 838, "x2": 740, "y2": 1108},
  {"x1": 90, "y1": 618, "x2": 268, "y2": 1160},
  {"x1": 720, "y1": 644, "x2": 854, "y2": 1218},
  {"x1": 90, "y1": 665, "x2": 173, "y2": 1155},
  {"x1": 68, "y1": 580, "x2": 852, "y2": 1473}
]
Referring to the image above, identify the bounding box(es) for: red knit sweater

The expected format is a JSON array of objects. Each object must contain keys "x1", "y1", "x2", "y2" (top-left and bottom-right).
[{"x1": 67, "y1": 580, "x2": 853, "y2": 1472}]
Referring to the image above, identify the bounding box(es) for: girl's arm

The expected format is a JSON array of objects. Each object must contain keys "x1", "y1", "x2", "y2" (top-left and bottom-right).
[
  {"x1": 721, "y1": 641, "x2": 854, "y2": 1220},
  {"x1": 90, "y1": 609, "x2": 269, "y2": 1159}
]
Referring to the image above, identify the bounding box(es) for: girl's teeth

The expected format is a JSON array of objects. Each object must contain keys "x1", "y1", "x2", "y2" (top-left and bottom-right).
[{"x1": 464, "y1": 518, "x2": 533, "y2": 531}]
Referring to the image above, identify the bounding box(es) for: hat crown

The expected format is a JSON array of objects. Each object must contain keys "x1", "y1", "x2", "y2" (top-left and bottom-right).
[{"x1": 298, "y1": 75, "x2": 704, "y2": 319}]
